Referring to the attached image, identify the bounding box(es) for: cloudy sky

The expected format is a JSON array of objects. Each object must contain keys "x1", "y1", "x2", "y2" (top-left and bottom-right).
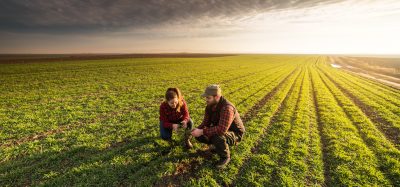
[{"x1": 0, "y1": 0, "x2": 399, "y2": 54}]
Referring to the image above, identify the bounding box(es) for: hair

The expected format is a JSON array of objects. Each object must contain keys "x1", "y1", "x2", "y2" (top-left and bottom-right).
[{"x1": 165, "y1": 87, "x2": 184, "y2": 112}]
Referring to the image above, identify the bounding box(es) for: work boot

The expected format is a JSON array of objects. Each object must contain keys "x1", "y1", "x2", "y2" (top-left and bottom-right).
[{"x1": 215, "y1": 156, "x2": 231, "y2": 169}]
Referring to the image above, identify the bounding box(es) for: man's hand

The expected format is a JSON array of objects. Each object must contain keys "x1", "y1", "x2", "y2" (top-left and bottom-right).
[
  {"x1": 181, "y1": 121, "x2": 187, "y2": 129},
  {"x1": 172, "y1": 124, "x2": 179, "y2": 131},
  {"x1": 191, "y1": 128, "x2": 203, "y2": 137}
]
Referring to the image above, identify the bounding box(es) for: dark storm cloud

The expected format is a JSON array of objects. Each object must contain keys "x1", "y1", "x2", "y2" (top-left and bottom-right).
[{"x1": 0, "y1": 0, "x2": 342, "y2": 33}]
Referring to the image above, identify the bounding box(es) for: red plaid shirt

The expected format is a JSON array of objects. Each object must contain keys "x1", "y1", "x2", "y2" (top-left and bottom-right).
[
  {"x1": 159, "y1": 99, "x2": 190, "y2": 129},
  {"x1": 198, "y1": 104, "x2": 235, "y2": 137}
]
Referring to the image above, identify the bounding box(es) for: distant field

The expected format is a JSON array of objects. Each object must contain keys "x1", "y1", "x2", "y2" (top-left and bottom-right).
[
  {"x1": 0, "y1": 53, "x2": 236, "y2": 64},
  {"x1": 0, "y1": 55, "x2": 399, "y2": 186},
  {"x1": 330, "y1": 56, "x2": 400, "y2": 88}
]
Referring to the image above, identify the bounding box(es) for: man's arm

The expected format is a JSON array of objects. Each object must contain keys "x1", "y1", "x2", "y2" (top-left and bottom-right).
[{"x1": 203, "y1": 105, "x2": 234, "y2": 137}]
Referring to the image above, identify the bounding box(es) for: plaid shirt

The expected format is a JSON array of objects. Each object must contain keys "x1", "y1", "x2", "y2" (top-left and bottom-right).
[
  {"x1": 198, "y1": 104, "x2": 235, "y2": 137},
  {"x1": 159, "y1": 99, "x2": 190, "y2": 129}
]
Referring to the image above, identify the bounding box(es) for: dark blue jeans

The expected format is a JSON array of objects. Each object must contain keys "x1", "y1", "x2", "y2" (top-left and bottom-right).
[{"x1": 160, "y1": 118, "x2": 193, "y2": 140}]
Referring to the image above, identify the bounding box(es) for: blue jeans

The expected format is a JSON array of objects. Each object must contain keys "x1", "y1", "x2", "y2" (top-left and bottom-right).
[{"x1": 160, "y1": 118, "x2": 193, "y2": 140}]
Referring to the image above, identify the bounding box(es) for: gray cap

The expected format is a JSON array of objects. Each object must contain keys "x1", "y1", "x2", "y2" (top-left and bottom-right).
[{"x1": 201, "y1": 84, "x2": 222, "y2": 97}]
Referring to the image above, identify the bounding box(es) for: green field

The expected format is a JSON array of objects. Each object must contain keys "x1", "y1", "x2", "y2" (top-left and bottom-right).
[{"x1": 1, "y1": 55, "x2": 399, "y2": 186}]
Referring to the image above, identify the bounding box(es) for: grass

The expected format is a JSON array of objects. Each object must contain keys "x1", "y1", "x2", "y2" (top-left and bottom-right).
[{"x1": 0, "y1": 55, "x2": 399, "y2": 186}]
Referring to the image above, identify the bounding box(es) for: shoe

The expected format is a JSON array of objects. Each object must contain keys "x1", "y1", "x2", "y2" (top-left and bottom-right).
[{"x1": 215, "y1": 157, "x2": 231, "y2": 169}]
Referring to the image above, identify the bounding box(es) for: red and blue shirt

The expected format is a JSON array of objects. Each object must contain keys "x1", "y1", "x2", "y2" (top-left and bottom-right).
[{"x1": 159, "y1": 99, "x2": 190, "y2": 129}]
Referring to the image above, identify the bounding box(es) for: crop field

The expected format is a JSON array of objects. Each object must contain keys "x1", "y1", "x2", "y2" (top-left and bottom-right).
[
  {"x1": 0, "y1": 55, "x2": 399, "y2": 186},
  {"x1": 330, "y1": 56, "x2": 400, "y2": 89}
]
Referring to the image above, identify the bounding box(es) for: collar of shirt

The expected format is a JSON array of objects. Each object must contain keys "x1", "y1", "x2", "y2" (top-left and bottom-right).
[{"x1": 211, "y1": 104, "x2": 217, "y2": 111}]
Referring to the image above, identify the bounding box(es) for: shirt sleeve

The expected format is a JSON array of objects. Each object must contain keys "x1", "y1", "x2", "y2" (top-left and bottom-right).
[
  {"x1": 181, "y1": 100, "x2": 190, "y2": 123},
  {"x1": 197, "y1": 107, "x2": 210, "y2": 129},
  {"x1": 159, "y1": 102, "x2": 173, "y2": 129},
  {"x1": 203, "y1": 105, "x2": 234, "y2": 137}
]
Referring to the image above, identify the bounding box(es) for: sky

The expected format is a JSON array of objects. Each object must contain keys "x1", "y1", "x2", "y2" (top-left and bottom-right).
[{"x1": 0, "y1": 0, "x2": 399, "y2": 54}]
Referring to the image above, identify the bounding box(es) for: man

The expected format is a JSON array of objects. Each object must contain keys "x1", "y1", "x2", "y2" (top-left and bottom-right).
[{"x1": 191, "y1": 84, "x2": 245, "y2": 169}]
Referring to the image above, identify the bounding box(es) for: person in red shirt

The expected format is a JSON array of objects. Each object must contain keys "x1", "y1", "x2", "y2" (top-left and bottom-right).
[{"x1": 159, "y1": 87, "x2": 193, "y2": 149}]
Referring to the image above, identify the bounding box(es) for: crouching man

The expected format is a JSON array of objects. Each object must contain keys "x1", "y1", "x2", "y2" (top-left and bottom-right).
[{"x1": 191, "y1": 84, "x2": 245, "y2": 169}]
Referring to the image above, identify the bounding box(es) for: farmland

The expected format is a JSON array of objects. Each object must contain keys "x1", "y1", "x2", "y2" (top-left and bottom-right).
[
  {"x1": 330, "y1": 56, "x2": 400, "y2": 89},
  {"x1": 0, "y1": 55, "x2": 399, "y2": 186}
]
